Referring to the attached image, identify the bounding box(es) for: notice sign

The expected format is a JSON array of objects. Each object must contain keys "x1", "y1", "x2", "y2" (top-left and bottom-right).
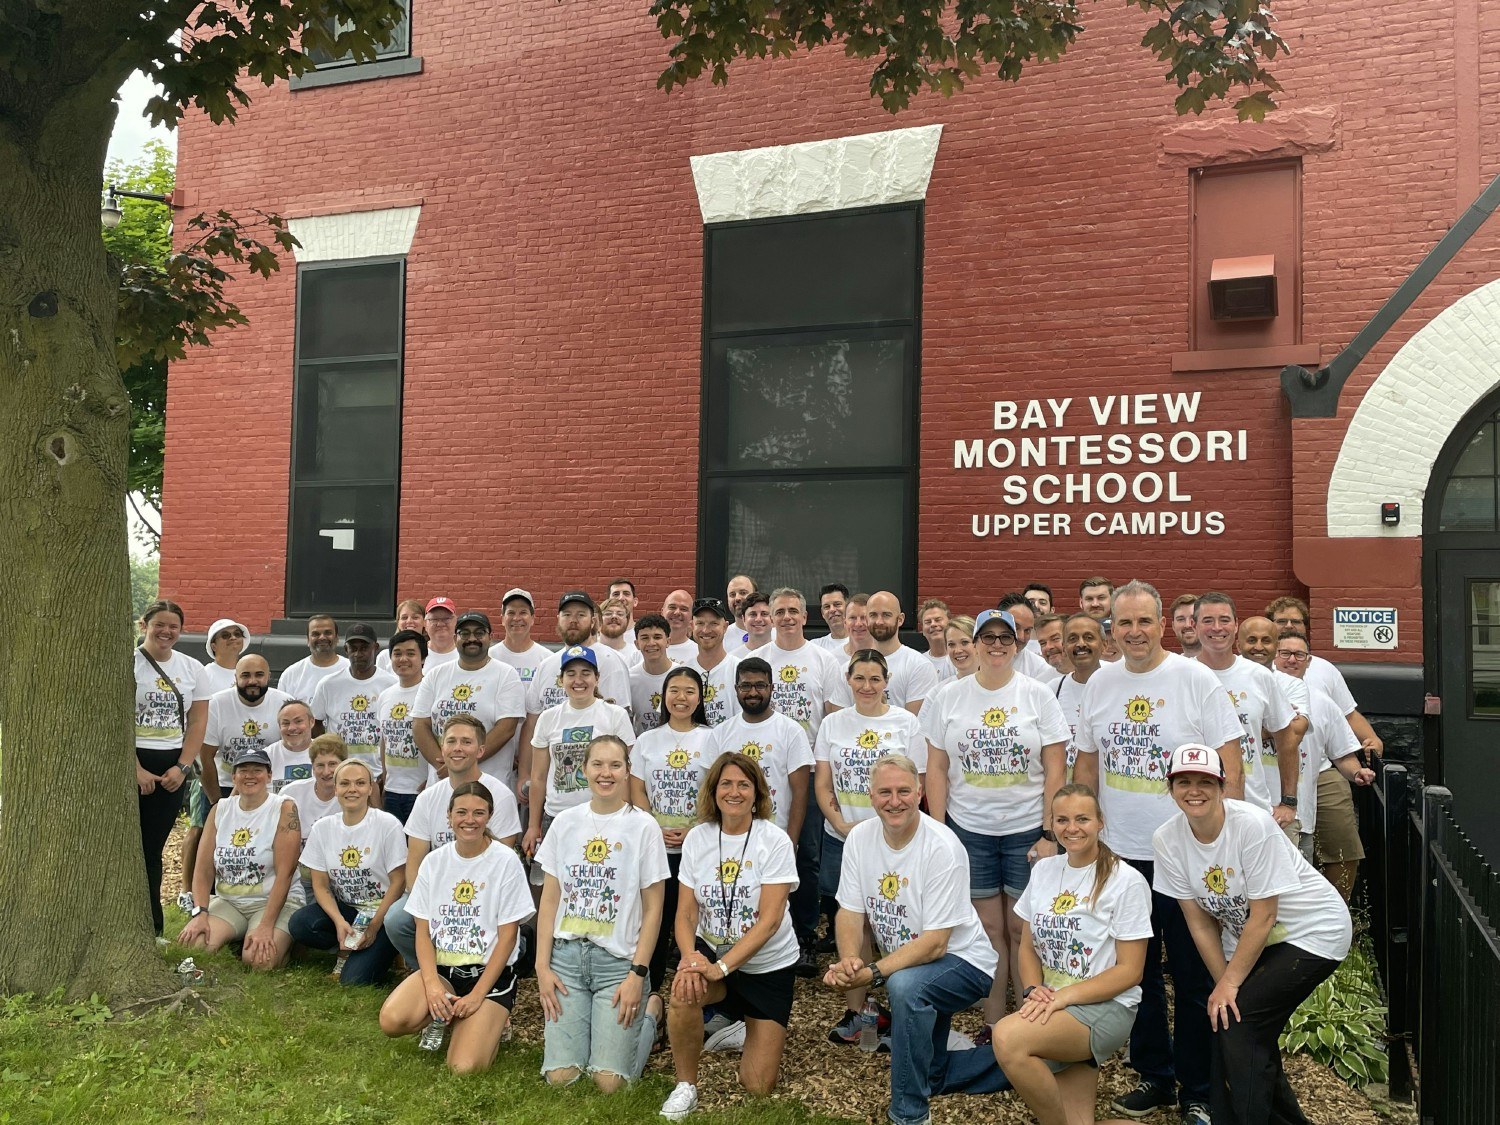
[{"x1": 1332, "y1": 607, "x2": 1398, "y2": 650}]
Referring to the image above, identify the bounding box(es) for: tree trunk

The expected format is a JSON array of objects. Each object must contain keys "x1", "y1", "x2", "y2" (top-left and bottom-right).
[{"x1": 0, "y1": 64, "x2": 173, "y2": 998}]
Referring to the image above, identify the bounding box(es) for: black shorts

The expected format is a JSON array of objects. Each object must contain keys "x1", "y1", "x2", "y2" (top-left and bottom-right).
[
  {"x1": 439, "y1": 963, "x2": 519, "y2": 1010},
  {"x1": 694, "y1": 939, "x2": 795, "y2": 1027}
]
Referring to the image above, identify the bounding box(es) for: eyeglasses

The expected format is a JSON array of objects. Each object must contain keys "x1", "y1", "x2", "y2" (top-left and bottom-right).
[
  {"x1": 976, "y1": 633, "x2": 1017, "y2": 649},
  {"x1": 218, "y1": 629, "x2": 245, "y2": 639},
  {"x1": 457, "y1": 628, "x2": 488, "y2": 640},
  {"x1": 1275, "y1": 650, "x2": 1311, "y2": 662},
  {"x1": 1272, "y1": 617, "x2": 1305, "y2": 628}
]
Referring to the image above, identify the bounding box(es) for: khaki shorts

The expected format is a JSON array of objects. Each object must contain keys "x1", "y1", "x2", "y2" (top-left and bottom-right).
[
  {"x1": 1314, "y1": 769, "x2": 1364, "y2": 864},
  {"x1": 208, "y1": 896, "x2": 297, "y2": 939}
]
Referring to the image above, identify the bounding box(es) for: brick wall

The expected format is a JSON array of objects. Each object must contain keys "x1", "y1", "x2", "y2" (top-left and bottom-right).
[{"x1": 162, "y1": 0, "x2": 1498, "y2": 654}]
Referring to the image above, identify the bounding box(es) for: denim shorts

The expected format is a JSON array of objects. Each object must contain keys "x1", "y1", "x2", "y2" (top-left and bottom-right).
[
  {"x1": 946, "y1": 818, "x2": 1038, "y2": 899},
  {"x1": 540, "y1": 938, "x2": 654, "y2": 1081}
]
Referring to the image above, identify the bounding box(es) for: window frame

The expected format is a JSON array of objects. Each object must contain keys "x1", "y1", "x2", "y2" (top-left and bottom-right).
[
  {"x1": 285, "y1": 255, "x2": 406, "y2": 618},
  {"x1": 290, "y1": 1, "x2": 421, "y2": 90},
  {"x1": 695, "y1": 202, "x2": 922, "y2": 622}
]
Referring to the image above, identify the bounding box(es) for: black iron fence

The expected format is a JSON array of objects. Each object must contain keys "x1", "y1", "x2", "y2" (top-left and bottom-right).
[{"x1": 1358, "y1": 764, "x2": 1500, "y2": 1124}]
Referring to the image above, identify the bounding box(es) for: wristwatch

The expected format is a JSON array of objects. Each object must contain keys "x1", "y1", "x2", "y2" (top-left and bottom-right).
[
  {"x1": 1040, "y1": 829, "x2": 1057, "y2": 843},
  {"x1": 1021, "y1": 984, "x2": 1038, "y2": 1000},
  {"x1": 175, "y1": 761, "x2": 196, "y2": 777},
  {"x1": 867, "y1": 962, "x2": 886, "y2": 988},
  {"x1": 628, "y1": 963, "x2": 649, "y2": 978},
  {"x1": 189, "y1": 905, "x2": 208, "y2": 920},
  {"x1": 1279, "y1": 795, "x2": 1298, "y2": 808}
]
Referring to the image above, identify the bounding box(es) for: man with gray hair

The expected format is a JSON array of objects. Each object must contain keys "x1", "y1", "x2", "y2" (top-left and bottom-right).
[{"x1": 1072, "y1": 579, "x2": 1242, "y2": 1125}]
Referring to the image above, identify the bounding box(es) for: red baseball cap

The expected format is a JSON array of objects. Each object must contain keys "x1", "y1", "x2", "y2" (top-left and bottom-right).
[{"x1": 425, "y1": 596, "x2": 458, "y2": 615}]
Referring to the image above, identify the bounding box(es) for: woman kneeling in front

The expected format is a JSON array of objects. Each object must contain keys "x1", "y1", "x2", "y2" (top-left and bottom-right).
[
  {"x1": 659, "y1": 752, "x2": 799, "y2": 1119},
  {"x1": 992, "y1": 782, "x2": 1152, "y2": 1125}
]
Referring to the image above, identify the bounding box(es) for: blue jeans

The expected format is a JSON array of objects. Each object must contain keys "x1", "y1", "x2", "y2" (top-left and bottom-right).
[
  {"x1": 382, "y1": 790, "x2": 417, "y2": 824},
  {"x1": 288, "y1": 900, "x2": 398, "y2": 986},
  {"x1": 884, "y1": 953, "x2": 994, "y2": 1125},
  {"x1": 384, "y1": 893, "x2": 418, "y2": 965},
  {"x1": 541, "y1": 939, "x2": 655, "y2": 1081},
  {"x1": 791, "y1": 801, "x2": 825, "y2": 946},
  {"x1": 1122, "y1": 857, "x2": 1213, "y2": 1107}
]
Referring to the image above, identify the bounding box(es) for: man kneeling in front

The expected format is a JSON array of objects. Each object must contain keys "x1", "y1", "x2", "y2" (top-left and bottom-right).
[{"x1": 824, "y1": 754, "x2": 1001, "y2": 1125}]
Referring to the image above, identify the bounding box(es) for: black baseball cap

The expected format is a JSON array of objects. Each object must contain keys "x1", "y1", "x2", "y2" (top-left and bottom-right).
[{"x1": 692, "y1": 597, "x2": 733, "y2": 621}]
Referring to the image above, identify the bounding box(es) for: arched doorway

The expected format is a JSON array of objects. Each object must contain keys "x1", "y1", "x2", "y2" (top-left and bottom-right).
[{"x1": 1426, "y1": 387, "x2": 1500, "y2": 865}]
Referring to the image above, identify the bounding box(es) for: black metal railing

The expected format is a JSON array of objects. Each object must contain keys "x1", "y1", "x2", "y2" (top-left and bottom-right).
[{"x1": 1358, "y1": 765, "x2": 1500, "y2": 1124}]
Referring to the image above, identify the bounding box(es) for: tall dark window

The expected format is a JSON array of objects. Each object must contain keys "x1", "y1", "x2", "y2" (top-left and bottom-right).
[
  {"x1": 287, "y1": 259, "x2": 403, "y2": 617},
  {"x1": 699, "y1": 205, "x2": 921, "y2": 617}
]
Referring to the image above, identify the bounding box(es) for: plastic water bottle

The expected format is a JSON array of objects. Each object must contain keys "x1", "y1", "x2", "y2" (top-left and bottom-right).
[
  {"x1": 332, "y1": 908, "x2": 374, "y2": 979},
  {"x1": 418, "y1": 1015, "x2": 450, "y2": 1051},
  {"x1": 858, "y1": 998, "x2": 880, "y2": 1052}
]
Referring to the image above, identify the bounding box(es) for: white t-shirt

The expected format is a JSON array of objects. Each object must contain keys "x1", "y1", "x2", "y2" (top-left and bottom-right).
[
  {"x1": 281, "y1": 778, "x2": 339, "y2": 844},
  {"x1": 630, "y1": 724, "x2": 717, "y2": 846},
  {"x1": 630, "y1": 664, "x2": 672, "y2": 735},
  {"x1": 311, "y1": 669, "x2": 398, "y2": 777},
  {"x1": 201, "y1": 662, "x2": 237, "y2": 695},
  {"x1": 537, "y1": 802, "x2": 671, "y2": 961},
  {"x1": 406, "y1": 840, "x2": 535, "y2": 968},
  {"x1": 688, "y1": 651, "x2": 743, "y2": 727},
  {"x1": 813, "y1": 633, "x2": 847, "y2": 653},
  {"x1": 1073, "y1": 654, "x2": 1244, "y2": 860},
  {"x1": 489, "y1": 640, "x2": 552, "y2": 783},
  {"x1": 302, "y1": 808, "x2": 408, "y2": 908},
  {"x1": 423, "y1": 647, "x2": 460, "y2": 671},
  {"x1": 1265, "y1": 670, "x2": 1310, "y2": 803},
  {"x1": 764, "y1": 642, "x2": 843, "y2": 739},
  {"x1": 134, "y1": 648, "x2": 209, "y2": 748},
  {"x1": 601, "y1": 640, "x2": 644, "y2": 669},
  {"x1": 413, "y1": 659, "x2": 528, "y2": 786},
  {"x1": 836, "y1": 815, "x2": 998, "y2": 977},
  {"x1": 406, "y1": 776, "x2": 523, "y2": 847},
  {"x1": 829, "y1": 645, "x2": 940, "y2": 712},
  {"x1": 212, "y1": 793, "x2": 302, "y2": 910},
  {"x1": 531, "y1": 700, "x2": 637, "y2": 817},
  {"x1": 1305, "y1": 655, "x2": 1357, "y2": 716},
  {"x1": 265, "y1": 740, "x2": 313, "y2": 792},
  {"x1": 277, "y1": 656, "x2": 349, "y2": 704},
  {"x1": 1014, "y1": 646, "x2": 1053, "y2": 682},
  {"x1": 1297, "y1": 687, "x2": 1362, "y2": 828},
  {"x1": 204, "y1": 687, "x2": 291, "y2": 784},
  {"x1": 709, "y1": 712, "x2": 815, "y2": 832},
  {"x1": 1202, "y1": 657, "x2": 1295, "y2": 813},
  {"x1": 667, "y1": 640, "x2": 699, "y2": 664},
  {"x1": 1014, "y1": 854, "x2": 1154, "y2": 1007},
  {"x1": 679, "y1": 819, "x2": 800, "y2": 973},
  {"x1": 921, "y1": 673, "x2": 1071, "y2": 836},
  {"x1": 1153, "y1": 799, "x2": 1352, "y2": 962},
  {"x1": 1055, "y1": 673, "x2": 1091, "y2": 771},
  {"x1": 815, "y1": 707, "x2": 927, "y2": 839},
  {"x1": 376, "y1": 681, "x2": 426, "y2": 795},
  {"x1": 526, "y1": 645, "x2": 634, "y2": 715},
  {"x1": 928, "y1": 650, "x2": 957, "y2": 685}
]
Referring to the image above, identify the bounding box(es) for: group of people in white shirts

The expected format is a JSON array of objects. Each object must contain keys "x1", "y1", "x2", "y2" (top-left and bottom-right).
[{"x1": 132, "y1": 574, "x2": 1377, "y2": 1125}]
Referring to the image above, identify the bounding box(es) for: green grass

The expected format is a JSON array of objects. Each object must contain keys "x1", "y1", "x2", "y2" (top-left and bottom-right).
[{"x1": 0, "y1": 917, "x2": 850, "y2": 1125}]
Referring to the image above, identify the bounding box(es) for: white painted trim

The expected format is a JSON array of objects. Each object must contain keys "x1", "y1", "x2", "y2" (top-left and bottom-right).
[
  {"x1": 690, "y1": 125, "x2": 943, "y2": 223},
  {"x1": 1327, "y1": 276, "x2": 1500, "y2": 536},
  {"x1": 287, "y1": 205, "x2": 421, "y2": 262}
]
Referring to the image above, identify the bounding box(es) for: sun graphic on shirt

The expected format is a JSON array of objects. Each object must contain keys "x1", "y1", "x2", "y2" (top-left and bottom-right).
[
  {"x1": 779, "y1": 665, "x2": 799, "y2": 683},
  {"x1": 230, "y1": 828, "x2": 252, "y2": 848},
  {"x1": 1202, "y1": 865, "x2": 1229, "y2": 895},
  {"x1": 389, "y1": 703, "x2": 409, "y2": 721},
  {"x1": 667, "y1": 748, "x2": 690, "y2": 769},
  {"x1": 584, "y1": 837, "x2": 610, "y2": 864},
  {"x1": 340, "y1": 846, "x2": 362, "y2": 868},
  {"x1": 857, "y1": 729, "x2": 881, "y2": 750},
  {"x1": 155, "y1": 676, "x2": 174, "y2": 692},
  {"x1": 350, "y1": 694, "x2": 371, "y2": 713},
  {"x1": 1125, "y1": 696, "x2": 1154, "y2": 723},
  {"x1": 1051, "y1": 891, "x2": 1078, "y2": 915},
  {"x1": 719, "y1": 859, "x2": 741, "y2": 885},
  {"x1": 740, "y1": 741, "x2": 763, "y2": 762},
  {"x1": 452, "y1": 684, "x2": 474, "y2": 703},
  {"x1": 651, "y1": 692, "x2": 662, "y2": 712},
  {"x1": 242, "y1": 719, "x2": 262, "y2": 738},
  {"x1": 453, "y1": 880, "x2": 477, "y2": 905},
  {"x1": 879, "y1": 873, "x2": 902, "y2": 902},
  {"x1": 704, "y1": 683, "x2": 718, "y2": 703},
  {"x1": 982, "y1": 707, "x2": 1008, "y2": 728}
]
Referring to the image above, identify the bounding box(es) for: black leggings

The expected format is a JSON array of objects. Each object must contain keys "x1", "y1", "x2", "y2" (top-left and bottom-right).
[
  {"x1": 1210, "y1": 940, "x2": 1341, "y2": 1125},
  {"x1": 648, "y1": 851, "x2": 682, "y2": 991},
  {"x1": 137, "y1": 747, "x2": 185, "y2": 935}
]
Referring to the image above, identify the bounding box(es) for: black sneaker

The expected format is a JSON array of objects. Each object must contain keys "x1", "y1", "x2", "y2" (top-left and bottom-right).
[
  {"x1": 1112, "y1": 1081, "x2": 1175, "y2": 1118},
  {"x1": 828, "y1": 1008, "x2": 862, "y2": 1044},
  {"x1": 794, "y1": 944, "x2": 819, "y2": 978},
  {"x1": 1181, "y1": 1102, "x2": 1211, "y2": 1125}
]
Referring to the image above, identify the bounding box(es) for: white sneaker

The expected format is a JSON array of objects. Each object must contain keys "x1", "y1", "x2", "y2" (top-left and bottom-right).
[
  {"x1": 660, "y1": 1081, "x2": 698, "y2": 1119},
  {"x1": 175, "y1": 892, "x2": 195, "y2": 912},
  {"x1": 703, "y1": 1019, "x2": 746, "y2": 1051}
]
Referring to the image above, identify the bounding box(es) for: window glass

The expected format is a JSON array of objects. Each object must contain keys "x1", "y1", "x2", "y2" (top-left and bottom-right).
[
  {"x1": 299, "y1": 263, "x2": 402, "y2": 360},
  {"x1": 306, "y1": 1, "x2": 411, "y2": 66},
  {"x1": 1440, "y1": 478, "x2": 1495, "y2": 532},
  {"x1": 293, "y1": 359, "x2": 400, "y2": 482},
  {"x1": 1469, "y1": 581, "x2": 1500, "y2": 717},
  {"x1": 286, "y1": 486, "x2": 399, "y2": 617},
  {"x1": 1453, "y1": 421, "x2": 1496, "y2": 477}
]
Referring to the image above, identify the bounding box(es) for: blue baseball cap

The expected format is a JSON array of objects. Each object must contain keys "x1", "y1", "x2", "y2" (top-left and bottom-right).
[
  {"x1": 972, "y1": 609, "x2": 1018, "y2": 639},
  {"x1": 559, "y1": 644, "x2": 598, "y2": 671}
]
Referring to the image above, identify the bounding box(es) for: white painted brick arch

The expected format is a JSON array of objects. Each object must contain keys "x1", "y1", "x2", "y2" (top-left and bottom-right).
[
  {"x1": 1327, "y1": 276, "x2": 1500, "y2": 537},
  {"x1": 288, "y1": 205, "x2": 421, "y2": 263}
]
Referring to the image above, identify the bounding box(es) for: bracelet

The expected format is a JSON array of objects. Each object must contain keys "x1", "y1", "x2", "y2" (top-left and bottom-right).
[{"x1": 719, "y1": 960, "x2": 732, "y2": 979}]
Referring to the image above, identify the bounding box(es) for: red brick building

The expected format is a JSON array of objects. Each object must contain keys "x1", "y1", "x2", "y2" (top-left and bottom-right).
[{"x1": 165, "y1": 0, "x2": 1500, "y2": 850}]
